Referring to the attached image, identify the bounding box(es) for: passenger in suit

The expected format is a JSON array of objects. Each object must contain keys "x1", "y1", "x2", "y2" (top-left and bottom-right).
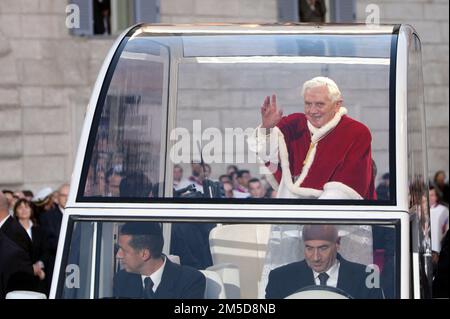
[
  {"x1": 265, "y1": 224, "x2": 384, "y2": 299},
  {"x1": 113, "y1": 222, "x2": 205, "y2": 299}
]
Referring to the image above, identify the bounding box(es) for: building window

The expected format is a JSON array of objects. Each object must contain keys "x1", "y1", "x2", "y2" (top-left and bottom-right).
[
  {"x1": 277, "y1": 0, "x2": 355, "y2": 23},
  {"x1": 299, "y1": 0, "x2": 327, "y2": 23},
  {"x1": 70, "y1": 0, "x2": 160, "y2": 36},
  {"x1": 93, "y1": 0, "x2": 111, "y2": 35}
]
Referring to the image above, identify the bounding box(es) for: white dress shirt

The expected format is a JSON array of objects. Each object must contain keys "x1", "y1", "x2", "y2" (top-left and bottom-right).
[
  {"x1": 312, "y1": 259, "x2": 340, "y2": 288},
  {"x1": 23, "y1": 220, "x2": 33, "y2": 240},
  {"x1": 430, "y1": 204, "x2": 449, "y2": 252},
  {"x1": 174, "y1": 178, "x2": 191, "y2": 191},
  {"x1": 141, "y1": 256, "x2": 167, "y2": 293}
]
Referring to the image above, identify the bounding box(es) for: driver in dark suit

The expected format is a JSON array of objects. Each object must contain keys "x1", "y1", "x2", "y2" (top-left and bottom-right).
[
  {"x1": 265, "y1": 224, "x2": 384, "y2": 299},
  {"x1": 113, "y1": 222, "x2": 205, "y2": 299}
]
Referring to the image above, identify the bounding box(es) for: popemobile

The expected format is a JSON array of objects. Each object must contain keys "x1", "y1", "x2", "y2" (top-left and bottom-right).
[{"x1": 7, "y1": 23, "x2": 433, "y2": 299}]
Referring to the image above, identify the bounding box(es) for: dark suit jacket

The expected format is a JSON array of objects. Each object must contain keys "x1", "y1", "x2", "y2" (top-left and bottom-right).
[
  {"x1": 113, "y1": 258, "x2": 205, "y2": 299},
  {"x1": 266, "y1": 254, "x2": 384, "y2": 299},
  {"x1": 0, "y1": 232, "x2": 35, "y2": 298},
  {"x1": 1, "y1": 215, "x2": 32, "y2": 256},
  {"x1": 432, "y1": 231, "x2": 449, "y2": 298},
  {"x1": 31, "y1": 225, "x2": 50, "y2": 266},
  {"x1": 40, "y1": 206, "x2": 63, "y2": 254},
  {"x1": 37, "y1": 208, "x2": 62, "y2": 294}
]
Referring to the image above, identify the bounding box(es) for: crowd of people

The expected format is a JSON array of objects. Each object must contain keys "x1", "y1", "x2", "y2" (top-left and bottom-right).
[
  {"x1": 1, "y1": 168, "x2": 448, "y2": 299},
  {"x1": 0, "y1": 184, "x2": 69, "y2": 298},
  {"x1": 173, "y1": 163, "x2": 277, "y2": 199}
]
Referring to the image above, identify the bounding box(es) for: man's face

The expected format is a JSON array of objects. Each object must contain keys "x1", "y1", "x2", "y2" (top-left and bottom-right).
[
  {"x1": 304, "y1": 239, "x2": 339, "y2": 273},
  {"x1": 238, "y1": 173, "x2": 251, "y2": 188},
  {"x1": 223, "y1": 182, "x2": 233, "y2": 198},
  {"x1": 4, "y1": 192, "x2": 14, "y2": 208},
  {"x1": 58, "y1": 185, "x2": 69, "y2": 209},
  {"x1": 429, "y1": 189, "x2": 437, "y2": 207},
  {"x1": 173, "y1": 167, "x2": 183, "y2": 181},
  {"x1": 116, "y1": 235, "x2": 145, "y2": 274},
  {"x1": 249, "y1": 181, "x2": 264, "y2": 198},
  {"x1": 436, "y1": 173, "x2": 445, "y2": 186},
  {"x1": 304, "y1": 86, "x2": 341, "y2": 128}
]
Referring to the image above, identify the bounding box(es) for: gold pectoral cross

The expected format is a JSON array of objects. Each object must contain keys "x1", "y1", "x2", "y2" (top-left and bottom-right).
[{"x1": 303, "y1": 142, "x2": 316, "y2": 166}]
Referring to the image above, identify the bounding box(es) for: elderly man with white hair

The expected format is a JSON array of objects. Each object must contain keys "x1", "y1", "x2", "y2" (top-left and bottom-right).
[{"x1": 249, "y1": 76, "x2": 376, "y2": 200}]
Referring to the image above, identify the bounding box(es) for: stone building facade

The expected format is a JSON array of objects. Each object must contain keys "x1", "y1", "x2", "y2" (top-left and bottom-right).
[{"x1": 0, "y1": 0, "x2": 448, "y2": 192}]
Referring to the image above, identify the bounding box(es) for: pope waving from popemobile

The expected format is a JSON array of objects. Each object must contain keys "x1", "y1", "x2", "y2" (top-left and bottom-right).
[{"x1": 249, "y1": 76, "x2": 376, "y2": 200}]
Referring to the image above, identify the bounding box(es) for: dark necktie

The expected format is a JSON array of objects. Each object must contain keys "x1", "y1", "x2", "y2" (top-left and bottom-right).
[
  {"x1": 318, "y1": 272, "x2": 329, "y2": 286},
  {"x1": 143, "y1": 277, "x2": 155, "y2": 299}
]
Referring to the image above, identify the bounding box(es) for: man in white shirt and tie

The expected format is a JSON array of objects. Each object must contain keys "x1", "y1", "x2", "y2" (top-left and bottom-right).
[
  {"x1": 265, "y1": 224, "x2": 384, "y2": 299},
  {"x1": 113, "y1": 222, "x2": 205, "y2": 299}
]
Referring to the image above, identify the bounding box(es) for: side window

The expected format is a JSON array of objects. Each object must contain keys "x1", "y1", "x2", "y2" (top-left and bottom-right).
[
  {"x1": 69, "y1": 0, "x2": 160, "y2": 36},
  {"x1": 81, "y1": 37, "x2": 170, "y2": 198},
  {"x1": 407, "y1": 34, "x2": 431, "y2": 298},
  {"x1": 58, "y1": 220, "x2": 397, "y2": 299},
  {"x1": 407, "y1": 35, "x2": 428, "y2": 226}
]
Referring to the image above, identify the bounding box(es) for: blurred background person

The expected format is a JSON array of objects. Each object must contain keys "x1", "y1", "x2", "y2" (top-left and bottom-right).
[
  {"x1": 2, "y1": 190, "x2": 16, "y2": 215},
  {"x1": 376, "y1": 173, "x2": 390, "y2": 200},
  {"x1": 40, "y1": 184, "x2": 69, "y2": 293},
  {"x1": 222, "y1": 181, "x2": 234, "y2": 198},
  {"x1": 219, "y1": 174, "x2": 232, "y2": 184},
  {"x1": 13, "y1": 199, "x2": 49, "y2": 294},
  {"x1": 32, "y1": 187, "x2": 55, "y2": 225},
  {"x1": 248, "y1": 178, "x2": 266, "y2": 199},
  {"x1": 433, "y1": 170, "x2": 450, "y2": 206},
  {"x1": 429, "y1": 186, "x2": 449, "y2": 271},
  {"x1": 233, "y1": 170, "x2": 251, "y2": 198},
  {"x1": 119, "y1": 171, "x2": 152, "y2": 198},
  {"x1": 93, "y1": 0, "x2": 111, "y2": 35},
  {"x1": 432, "y1": 231, "x2": 449, "y2": 298},
  {"x1": 188, "y1": 163, "x2": 205, "y2": 193},
  {"x1": 173, "y1": 164, "x2": 190, "y2": 191},
  {"x1": 105, "y1": 168, "x2": 122, "y2": 197},
  {"x1": 22, "y1": 190, "x2": 34, "y2": 202},
  {"x1": 0, "y1": 192, "x2": 40, "y2": 298},
  {"x1": 204, "y1": 163, "x2": 212, "y2": 180},
  {"x1": 226, "y1": 165, "x2": 238, "y2": 176},
  {"x1": 299, "y1": 0, "x2": 326, "y2": 23},
  {"x1": 265, "y1": 187, "x2": 278, "y2": 199},
  {"x1": 13, "y1": 191, "x2": 25, "y2": 200}
]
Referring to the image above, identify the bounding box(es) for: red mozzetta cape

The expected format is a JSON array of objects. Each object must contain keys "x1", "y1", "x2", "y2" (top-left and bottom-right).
[{"x1": 269, "y1": 112, "x2": 376, "y2": 199}]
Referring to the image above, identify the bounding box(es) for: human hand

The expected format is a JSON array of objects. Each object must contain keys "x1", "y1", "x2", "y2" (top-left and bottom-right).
[
  {"x1": 33, "y1": 262, "x2": 46, "y2": 280},
  {"x1": 261, "y1": 94, "x2": 283, "y2": 129}
]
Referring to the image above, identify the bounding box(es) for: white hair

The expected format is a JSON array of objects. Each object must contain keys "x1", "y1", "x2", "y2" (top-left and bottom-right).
[{"x1": 301, "y1": 76, "x2": 342, "y2": 103}]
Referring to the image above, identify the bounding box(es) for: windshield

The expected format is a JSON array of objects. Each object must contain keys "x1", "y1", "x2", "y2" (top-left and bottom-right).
[{"x1": 78, "y1": 31, "x2": 396, "y2": 204}]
